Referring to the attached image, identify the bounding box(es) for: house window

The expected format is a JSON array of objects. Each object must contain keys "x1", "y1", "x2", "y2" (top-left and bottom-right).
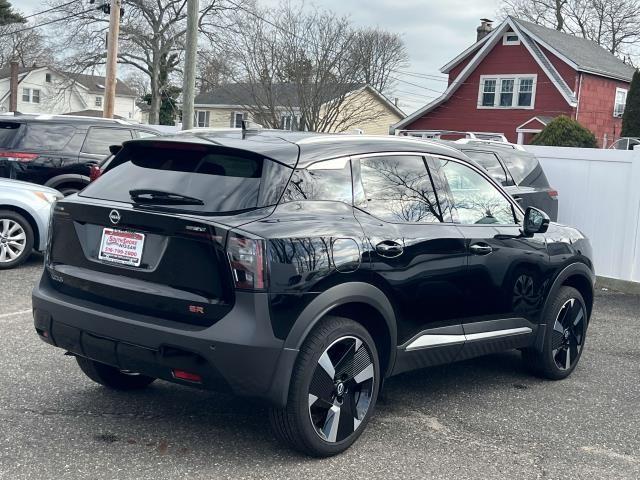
[
  {"x1": 478, "y1": 75, "x2": 536, "y2": 109},
  {"x1": 95, "y1": 96, "x2": 103, "y2": 108},
  {"x1": 518, "y1": 78, "x2": 534, "y2": 107},
  {"x1": 21, "y1": 88, "x2": 41, "y2": 104},
  {"x1": 481, "y1": 79, "x2": 497, "y2": 107},
  {"x1": 195, "y1": 110, "x2": 210, "y2": 128},
  {"x1": 614, "y1": 88, "x2": 627, "y2": 117},
  {"x1": 499, "y1": 79, "x2": 515, "y2": 106},
  {"x1": 503, "y1": 33, "x2": 520, "y2": 45},
  {"x1": 45, "y1": 73, "x2": 52, "y2": 83},
  {"x1": 233, "y1": 112, "x2": 245, "y2": 128}
]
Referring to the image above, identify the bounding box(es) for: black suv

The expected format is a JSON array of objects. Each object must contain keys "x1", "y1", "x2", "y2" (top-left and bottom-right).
[
  {"x1": 33, "y1": 131, "x2": 594, "y2": 457},
  {"x1": 446, "y1": 140, "x2": 559, "y2": 221},
  {"x1": 0, "y1": 114, "x2": 158, "y2": 195}
]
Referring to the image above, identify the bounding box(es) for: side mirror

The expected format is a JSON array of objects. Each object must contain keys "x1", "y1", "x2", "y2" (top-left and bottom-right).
[
  {"x1": 109, "y1": 144, "x2": 123, "y2": 156},
  {"x1": 523, "y1": 207, "x2": 550, "y2": 236}
]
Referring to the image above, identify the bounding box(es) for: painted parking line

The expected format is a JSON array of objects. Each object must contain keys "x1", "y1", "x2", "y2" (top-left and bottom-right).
[{"x1": 0, "y1": 309, "x2": 32, "y2": 319}]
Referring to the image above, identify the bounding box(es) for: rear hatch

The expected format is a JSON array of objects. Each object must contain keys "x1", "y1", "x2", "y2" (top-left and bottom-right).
[
  {"x1": 0, "y1": 121, "x2": 23, "y2": 178},
  {"x1": 47, "y1": 140, "x2": 294, "y2": 327}
]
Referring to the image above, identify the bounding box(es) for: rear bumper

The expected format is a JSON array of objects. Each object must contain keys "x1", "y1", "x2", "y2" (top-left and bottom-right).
[{"x1": 32, "y1": 273, "x2": 297, "y2": 406}]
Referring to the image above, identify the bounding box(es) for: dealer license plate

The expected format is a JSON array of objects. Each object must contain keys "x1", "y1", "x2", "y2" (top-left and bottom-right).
[{"x1": 98, "y1": 228, "x2": 145, "y2": 267}]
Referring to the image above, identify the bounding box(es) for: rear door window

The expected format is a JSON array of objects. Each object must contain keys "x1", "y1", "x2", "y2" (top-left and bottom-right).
[
  {"x1": 82, "y1": 127, "x2": 134, "y2": 155},
  {"x1": 500, "y1": 151, "x2": 542, "y2": 185},
  {"x1": 81, "y1": 143, "x2": 292, "y2": 214},
  {"x1": 356, "y1": 155, "x2": 443, "y2": 223},
  {"x1": 16, "y1": 123, "x2": 76, "y2": 151},
  {"x1": 282, "y1": 158, "x2": 352, "y2": 203},
  {"x1": 461, "y1": 150, "x2": 510, "y2": 185},
  {"x1": 0, "y1": 122, "x2": 21, "y2": 148}
]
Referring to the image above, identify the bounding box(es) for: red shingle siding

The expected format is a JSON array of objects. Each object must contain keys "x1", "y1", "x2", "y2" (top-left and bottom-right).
[
  {"x1": 577, "y1": 73, "x2": 628, "y2": 147},
  {"x1": 405, "y1": 41, "x2": 574, "y2": 143}
]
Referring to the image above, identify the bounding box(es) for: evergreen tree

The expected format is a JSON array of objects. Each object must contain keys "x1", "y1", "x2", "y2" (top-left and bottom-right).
[
  {"x1": 0, "y1": 0, "x2": 25, "y2": 26},
  {"x1": 531, "y1": 116, "x2": 598, "y2": 148},
  {"x1": 621, "y1": 70, "x2": 640, "y2": 138}
]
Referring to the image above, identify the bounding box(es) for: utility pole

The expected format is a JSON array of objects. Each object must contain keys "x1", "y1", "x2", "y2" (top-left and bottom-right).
[
  {"x1": 181, "y1": 0, "x2": 199, "y2": 130},
  {"x1": 103, "y1": 0, "x2": 122, "y2": 119}
]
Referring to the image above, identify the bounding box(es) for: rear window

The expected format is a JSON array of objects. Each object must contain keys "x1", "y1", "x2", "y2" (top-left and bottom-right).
[
  {"x1": 500, "y1": 151, "x2": 547, "y2": 186},
  {"x1": 0, "y1": 122, "x2": 21, "y2": 148},
  {"x1": 80, "y1": 143, "x2": 292, "y2": 214},
  {"x1": 15, "y1": 122, "x2": 76, "y2": 151}
]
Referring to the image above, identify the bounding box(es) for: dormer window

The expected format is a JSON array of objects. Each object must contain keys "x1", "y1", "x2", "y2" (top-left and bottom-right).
[{"x1": 503, "y1": 33, "x2": 520, "y2": 45}]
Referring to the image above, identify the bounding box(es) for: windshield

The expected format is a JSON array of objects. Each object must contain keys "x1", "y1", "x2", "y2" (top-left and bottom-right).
[{"x1": 80, "y1": 143, "x2": 292, "y2": 214}]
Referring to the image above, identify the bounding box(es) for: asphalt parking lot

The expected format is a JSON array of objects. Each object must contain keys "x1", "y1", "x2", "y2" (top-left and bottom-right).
[{"x1": 1, "y1": 257, "x2": 639, "y2": 479}]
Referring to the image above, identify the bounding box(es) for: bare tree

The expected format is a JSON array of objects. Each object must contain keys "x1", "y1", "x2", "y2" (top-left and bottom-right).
[
  {"x1": 0, "y1": 25, "x2": 53, "y2": 68},
  {"x1": 214, "y1": 1, "x2": 406, "y2": 132},
  {"x1": 45, "y1": 0, "x2": 240, "y2": 124},
  {"x1": 500, "y1": 0, "x2": 640, "y2": 58},
  {"x1": 196, "y1": 50, "x2": 234, "y2": 93}
]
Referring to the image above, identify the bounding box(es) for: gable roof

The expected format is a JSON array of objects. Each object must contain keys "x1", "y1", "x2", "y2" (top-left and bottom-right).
[
  {"x1": 394, "y1": 16, "x2": 634, "y2": 131},
  {"x1": 0, "y1": 65, "x2": 137, "y2": 97},
  {"x1": 195, "y1": 83, "x2": 404, "y2": 117},
  {"x1": 512, "y1": 18, "x2": 635, "y2": 82}
]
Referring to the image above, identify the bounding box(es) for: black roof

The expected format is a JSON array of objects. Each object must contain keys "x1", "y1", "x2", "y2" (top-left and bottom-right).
[
  {"x1": 124, "y1": 130, "x2": 470, "y2": 168},
  {"x1": 0, "y1": 113, "x2": 158, "y2": 132}
]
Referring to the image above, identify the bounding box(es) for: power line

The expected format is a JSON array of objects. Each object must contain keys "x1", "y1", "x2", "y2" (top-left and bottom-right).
[
  {"x1": 0, "y1": 6, "x2": 98, "y2": 38},
  {"x1": 20, "y1": 1, "x2": 78, "y2": 21}
]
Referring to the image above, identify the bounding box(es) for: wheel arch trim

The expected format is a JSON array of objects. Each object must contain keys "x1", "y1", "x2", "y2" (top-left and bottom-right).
[
  {"x1": 534, "y1": 261, "x2": 595, "y2": 351},
  {"x1": 282, "y1": 282, "x2": 398, "y2": 375},
  {"x1": 44, "y1": 174, "x2": 90, "y2": 189}
]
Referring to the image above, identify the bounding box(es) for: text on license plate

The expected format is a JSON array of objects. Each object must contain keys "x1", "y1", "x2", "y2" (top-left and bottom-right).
[{"x1": 98, "y1": 228, "x2": 145, "y2": 267}]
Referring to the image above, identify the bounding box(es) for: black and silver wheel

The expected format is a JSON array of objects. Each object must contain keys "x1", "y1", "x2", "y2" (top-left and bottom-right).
[
  {"x1": 0, "y1": 210, "x2": 34, "y2": 270},
  {"x1": 76, "y1": 356, "x2": 155, "y2": 390},
  {"x1": 270, "y1": 316, "x2": 380, "y2": 457},
  {"x1": 523, "y1": 286, "x2": 588, "y2": 379}
]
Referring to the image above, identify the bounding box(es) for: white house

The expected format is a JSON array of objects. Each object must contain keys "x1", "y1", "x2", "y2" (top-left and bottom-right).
[{"x1": 0, "y1": 66, "x2": 141, "y2": 122}]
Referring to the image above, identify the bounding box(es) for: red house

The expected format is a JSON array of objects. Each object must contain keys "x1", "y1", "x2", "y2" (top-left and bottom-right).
[{"x1": 394, "y1": 17, "x2": 636, "y2": 147}]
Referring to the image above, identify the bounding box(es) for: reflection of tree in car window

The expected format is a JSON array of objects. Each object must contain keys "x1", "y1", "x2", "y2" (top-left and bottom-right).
[
  {"x1": 437, "y1": 159, "x2": 515, "y2": 225},
  {"x1": 359, "y1": 156, "x2": 442, "y2": 223}
]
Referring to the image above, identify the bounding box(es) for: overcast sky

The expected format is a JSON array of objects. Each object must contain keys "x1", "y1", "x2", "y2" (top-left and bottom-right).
[{"x1": 15, "y1": 0, "x2": 502, "y2": 114}]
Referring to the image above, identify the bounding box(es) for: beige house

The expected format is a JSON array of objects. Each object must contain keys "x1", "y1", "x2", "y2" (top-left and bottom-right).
[{"x1": 191, "y1": 83, "x2": 404, "y2": 135}]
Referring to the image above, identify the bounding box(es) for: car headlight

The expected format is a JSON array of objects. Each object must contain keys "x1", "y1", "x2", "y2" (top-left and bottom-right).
[{"x1": 32, "y1": 191, "x2": 63, "y2": 204}]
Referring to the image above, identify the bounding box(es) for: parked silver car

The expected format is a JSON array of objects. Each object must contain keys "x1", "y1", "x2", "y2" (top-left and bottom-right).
[{"x1": 0, "y1": 179, "x2": 62, "y2": 269}]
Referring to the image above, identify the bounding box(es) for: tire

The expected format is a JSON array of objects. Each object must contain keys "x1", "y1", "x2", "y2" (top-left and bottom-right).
[
  {"x1": 57, "y1": 185, "x2": 84, "y2": 196},
  {"x1": 76, "y1": 356, "x2": 156, "y2": 390},
  {"x1": 523, "y1": 286, "x2": 588, "y2": 380},
  {"x1": 0, "y1": 210, "x2": 34, "y2": 270},
  {"x1": 269, "y1": 316, "x2": 380, "y2": 457}
]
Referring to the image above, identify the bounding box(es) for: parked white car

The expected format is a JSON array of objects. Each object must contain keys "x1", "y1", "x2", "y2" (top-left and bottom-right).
[{"x1": 0, "y1": 179, "x2": 62, "y2": 269}]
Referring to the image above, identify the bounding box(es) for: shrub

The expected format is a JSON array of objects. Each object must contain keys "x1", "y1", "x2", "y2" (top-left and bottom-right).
[
  {"x1": 621, "y1": 69, "x2": 640, "y2": 138},
  {"x1": 531, "y1": 116, "x2": 598, "y2": 148}
]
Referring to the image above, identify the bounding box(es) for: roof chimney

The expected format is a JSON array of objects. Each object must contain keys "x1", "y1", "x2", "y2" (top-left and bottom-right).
[
  {"x1": 477, "y1": 18, "x2": 494, "y2": 42},
  {"x1": 9, "y1": 61, "x2": 19, "y2": 113}
]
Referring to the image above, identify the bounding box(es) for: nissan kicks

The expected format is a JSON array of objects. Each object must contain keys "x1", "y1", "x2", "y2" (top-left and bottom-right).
[{"x1": 33, "y1": 130, "x2": 594, "y2": 457}]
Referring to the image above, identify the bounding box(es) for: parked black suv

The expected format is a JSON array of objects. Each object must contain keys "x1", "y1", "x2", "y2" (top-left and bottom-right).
[
  {"x1": 33, "y1": 131, "x2": 594, "y2": 457},
  {"x1": 446, "y1": 140, "x2": 559, "y2": 221},
  {"x1": 0, "y1": 114, "x2": 158, "y2": 195}
]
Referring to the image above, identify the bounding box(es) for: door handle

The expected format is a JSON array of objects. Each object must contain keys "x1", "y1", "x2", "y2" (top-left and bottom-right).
[
  {"x1": 375, "y1": 241, "x2": 403, "y2": 258},
  {"x1": 470, "y1": 243, "x2": 493, "y2": 255}
]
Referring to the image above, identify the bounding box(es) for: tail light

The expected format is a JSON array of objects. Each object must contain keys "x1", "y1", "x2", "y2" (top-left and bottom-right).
[
  {"x1": 89, "y1": 164, "x2": 102, "y2": 181},
  {"x1": 547, "y1": 189, "x2": 558, "y2": 199},
  {"x1": 226, "y1": 232, "x2": 266, "y2": 290},
  {"x1": 0, "y1": 151, "x2": 38, "y2": 162}
]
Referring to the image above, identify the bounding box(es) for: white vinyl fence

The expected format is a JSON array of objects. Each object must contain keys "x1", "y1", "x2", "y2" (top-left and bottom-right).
[{"x1": 524, "y1": 145, "x2": 640, "y2": 283}]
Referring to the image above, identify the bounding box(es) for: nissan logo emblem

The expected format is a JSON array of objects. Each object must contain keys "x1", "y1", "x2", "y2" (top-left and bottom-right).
[{"x1": 109, "y1": 209, "x2": 121, "y2": 225}]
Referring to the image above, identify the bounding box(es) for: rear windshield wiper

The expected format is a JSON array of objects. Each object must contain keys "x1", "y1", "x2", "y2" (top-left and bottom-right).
[{"x1": 129, "y1": 189, "x2": 205, "y2": 206}]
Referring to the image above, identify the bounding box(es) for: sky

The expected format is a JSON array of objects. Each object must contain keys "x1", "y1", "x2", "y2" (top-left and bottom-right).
[{"x1": 15, "y1": 0, "x2": 503, "y2": 114}]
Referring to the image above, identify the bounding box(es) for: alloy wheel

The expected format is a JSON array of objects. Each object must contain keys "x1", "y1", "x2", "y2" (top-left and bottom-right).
[
  {"x1": 308, "y1": 336, "x2": 375, "y2": 443},
  {"x1": 0, "y1": 219, "x2": 27, "y2": 263},
  {"x1": 551, "y1": 298, "x2": 586, "y2": 371}
]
